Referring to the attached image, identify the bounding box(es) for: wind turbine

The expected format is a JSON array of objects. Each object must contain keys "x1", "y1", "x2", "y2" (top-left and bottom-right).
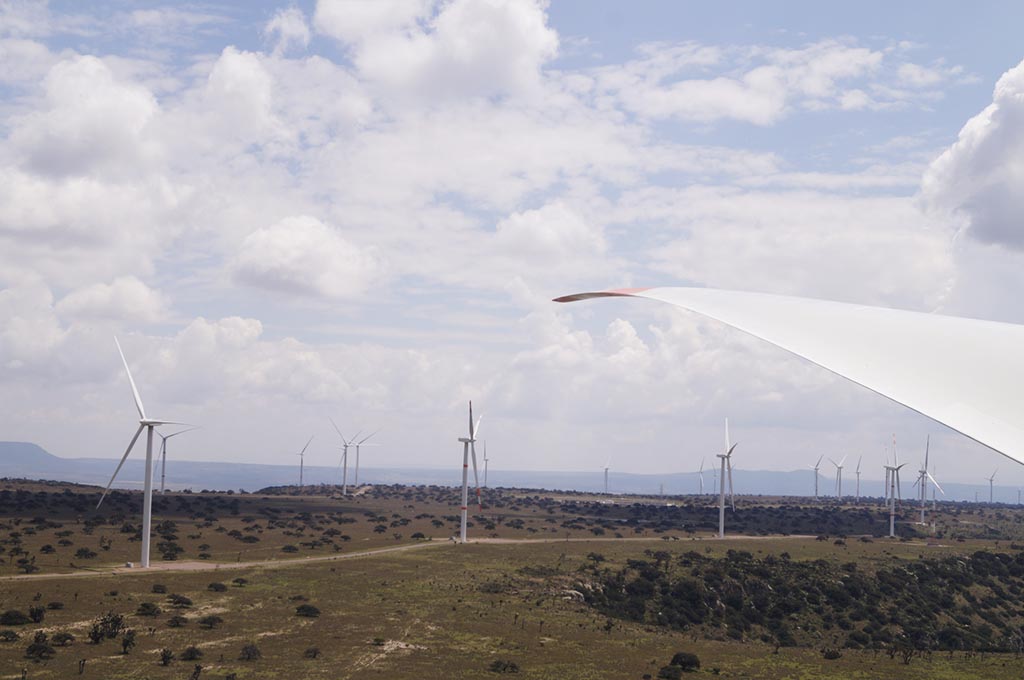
[
  {"x1": 456, "y1": 401, "x2": 482, "y2": 543},
  {"x1": 155, "y1": 426, "x2": 198, "y2": 494},
  {"x1": 809, "y1": 455, "x2": 823, "y2": 500},
  {"x1": 829, "y1": 455, "x2": 847, "y2": 499},
  {"x1": 328, "y1": 418, "x2": 355, "y2": 495},
  {"x1": 988, "y1": 468, "x2": 998, "y2": 503},
  {"x1": 697, "y1": 457, "x2": 705, "y2": 495},
  {"x1": 603, "y1": 458, "x2": 610, "y2": 494},
  {"x1": 914, "y1": 435, "x2": 943, "y2": 523},
  {"x1": 98, "y1": 338, "x2": 189, "y2": 569},
  {"x1": 717, "y1": 418, "x2": 737, "y2": 538},
  {"x1": 353, "y1": 430, "x2": 377, "y2": 486},
  {"x1": 854, "y1": 456, "x2": 862, "y2": 503},
  {"x1": 483, "y1": 441, "x2": 489, "y2": 488},
  {"x1": 883, "y1": 437, "x2": 905, "y2": 538},
  {"x1": 296, "y1": 435, "x2": 313, "y2": 488}
]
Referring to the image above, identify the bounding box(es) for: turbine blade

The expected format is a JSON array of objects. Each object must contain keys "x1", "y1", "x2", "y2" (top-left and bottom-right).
[
  {"x1": 299, "y1": 435, "x2": 314, "y2": 456},
  {"x1": 328, "y1": 416, "x2": 345, "y2": 440},
  {"x1": 163, "y1": 426, "x2": 200, "y2": 440},
  {"x1": 815, "y1": 455, "x2": 823, "y2": 468},
  {"x1": 471, "y1": 440, "x2": 482, "y2": 510},
  {"x1": 358, "y1": 430, "x2": 378, "y2": 445},
  {"x1": 97, "y1": 424, "x2": 145, "y2": 508},
  {"x1": 927, "y1": 472, "x2": 945, "y2": 495},
  {"x1": 839, "y1": 454, "x2": 847, "y2": 467},
  {"x1": 468, "y1": 401, "x2": 474, "y2": 438},
  {"x1": 114, "y1": 336, "x2": 146, "y2": 420}
]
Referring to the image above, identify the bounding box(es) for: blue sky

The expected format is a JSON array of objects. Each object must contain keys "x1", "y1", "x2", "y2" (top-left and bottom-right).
[{"x1": 2, "y1": 1, "x2": 1024, "y2": 490}]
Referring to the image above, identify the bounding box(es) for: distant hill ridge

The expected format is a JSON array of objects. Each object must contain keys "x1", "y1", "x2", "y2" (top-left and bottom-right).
[{"x1": 0, "y1": 441, "x2": 62, "y2": 465}]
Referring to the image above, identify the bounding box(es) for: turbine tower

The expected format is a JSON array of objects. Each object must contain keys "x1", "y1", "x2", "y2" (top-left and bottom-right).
[
  {"x1": 809, "y1": 455, "x2": 823, "y2": 500},
  {"x1": 456, "y1": 401, "x2": 483, "y2": 543},
  {"x1": 829, "y1": 455, "x2": 847, "y2": 499},
  {"x1": 603, "y1": 458, "x2": 610, "y2": 494},
  {"x1": 855, "y1": 456, "x2": 862, "y2": 503},
  {"x1": 914, "y1": 435, "x2": 943, "y2": 523},
  {"x1": 717, "y1": 418, "x2": 737, "y2": 538},
  {"x1": 697, "y1": 457, "x2": 705, "y2": 495},
  {"x1": 155, "y1": 426, "x2": 198, "y2": 494},
  {"x1": 98, "y1": 338, "x2": 189, "y2": 569},
  {"x1": 483, "y1": 441, "x2": 489, "y2": 488},
  {"x1": 296, "y1": 435, "x2": 313, "y2": 488},
  {"x1": 883, "y1": 439, "x2": 905, "y2": 538},
  {"x1": 328, "y1": 417, "x2": 355, "y2": 495},
  {"x1": 988, "y1": 468, "x2": 998, "y2": 503}
]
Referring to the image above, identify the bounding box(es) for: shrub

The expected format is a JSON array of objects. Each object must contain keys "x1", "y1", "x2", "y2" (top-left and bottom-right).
[
  {"x1": 136, "y1": 602, "x2": 162, "y2": 617},
  {"x1": 27, "y1": 607, "x2": 44, "y2": 623},
  {"x1": 0, "y1": 630, "x2": 20, "y2": 642},
  {"x1": 167, "y1": 616, "x2": 188, "y2": 628},
  {"x1": 488, "y1": 659, "x2": 520, "y2": 673},
  {"x1": 121, "y1": 629, "x2": 136, "y2": 654},
  {"x1": 181, "y1": 645, "x2": 203, "y2": 660},
  {"x1": 152, "y1": 584, "x2": 168, "y2": 594},
  {"x1": 239, "y1": 642, "x2": 261, "y2": 661},
  {"x1": 821, "y1": 647, "x2": 842, "y2": 660},
  {"x1": 46, "y1": 602, "x2": 64, "y2": 610},
  {"x1": 208, "y1": 582, "x2": 227, "y2": 592},
  {"x1": 160, "y1": 648, "x2": 175, "y2": 665},
  {"x1": 168, "y1": 594, "x2": 193, "y2": 608},
  {"x1": 232, "y1": 578, "x2": 248, "y2": 587},
  {"x1": 51, "y1": 631, "x2": 74, "y2": 646},
  {"x1": 669, "y1": 651, "x2": 701, "y2": 672},
  {"x1": 0, "y1": 611, "x2": 30, "y2": 626},
  {"x1": 657, "y1": 666, "x2": 683, "y2": 680},
  {"x1": 295, "y1": 604, "x2": 320, "y2": 618},
  {"x1": 304, "y1": 646, "x2": 320, "y2": 658},
  {"x1": 25, "y1": 631, "x2": 55, "y2": 661},
  {"x1": 198, "y1": 615, "x2": 223, "y2": 629}
]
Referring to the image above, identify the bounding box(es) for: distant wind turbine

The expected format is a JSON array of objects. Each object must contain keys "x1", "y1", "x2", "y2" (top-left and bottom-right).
[
  {"x1": 155, "y1": 426, "x2": 198, "y2": 494},
  {"x1": 914, "y1": 435, "x2": 943, "y2": 523},
  {"x1": 717, "y1": 418, "x2": 737, "y2": 538},
  {"x1": 855, "y1": 456, "x2": 862, "y2": 503},
  {"x1": 483, "y1": 441, "x2": 489, "y2": 488},
  {"x1": 809, "y1": 455, "x2": 823, "y2": 500},
  {"x1": 328, "y1": 417, "x2": 355, "y2": 495},
  {"x1": 697, "y1": 457, "x2": 705, "y2": 495},
  {"x1": 296, "y1": 435, "x2": 313, "y2": 487},
  {"x1": 883, "y1": 436, "x2": 905, "y2": 538},
  {"x1": 829, "y1": 455, "x2": 847, "y2": 499},
  {"x1": 603, "y1": 458, "x2": 610, "y2": 494},
  {"x1": 988, "y1": 468, "x2": 998, "y2": 503},
  {"x1": 456, "y1": 401, "x2": 483, "y2": 543},
  {"x1": 354, "y1": 430, "x2": 378, "y2": 486},
  {"x1": 98, "y1": 338, "x2": 191, "y2": 568}
]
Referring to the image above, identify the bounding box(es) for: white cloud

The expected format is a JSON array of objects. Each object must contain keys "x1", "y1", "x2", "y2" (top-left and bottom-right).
[
  {"x1": 922, "y1": 58, "x2": 1024, "y2": 249},
  {"x1": 264, "y1": 6, "x2": 310, "y2": 56},
  {"x1": 56, "y1": 276, "x2": 168, "y2": 322},
  {"x1": 495, "y1": 202, "x2": 604, "y2": 259},
  {"x1": 230, "y1": 215, "x2": 380, "y2": 299}
]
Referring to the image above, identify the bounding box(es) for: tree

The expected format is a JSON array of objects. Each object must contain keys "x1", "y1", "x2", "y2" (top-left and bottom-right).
[
  {"x1": 182, "y1": 645, "x2": 203, "y2": 661},
  {"x1": 121, "y1": 629, "x2": 136, "y2": 654},
  {"x1": 208, "y1": 582, "x2": 227, "y2": 592},
  {"x1": 198, "y1": 615, "x2": 223, "y2": 629},
  {"x1": 27, "y1": 607, "x2": 44, "y2": 623},
  {"x1": 304, "y1": 646, "x2": 321, "y2": 659},
  {"x1": 295, "y1": 604, "x2": 320, "y2": 618},
  {"x1": 51, "y1": 631, "x2": 74, "y2": 646},
  {"x1": 0, "y1": 610, "x2": 30, "y2": 626},
  {"x1": 160, "y1": 648, "x2": 175, "y2": 666},
  {"x1": 167, "y1": 615, "x2": 188, "y2": 628},
  {"x1": 239, "y1": 642, "x2": 261, "y2": 661},
  {"x1": 668, "y1": 651, "x2": 701, "y2": 672},
  {"x1": 25, "y1": 631, "x2": 55, "y2": 661},
  {"x1": 488, "y1": 659, "x2": 520, "y2": 673},
  {"x1": 136, "y1": 602, "x2": 162, "y2": 617}
]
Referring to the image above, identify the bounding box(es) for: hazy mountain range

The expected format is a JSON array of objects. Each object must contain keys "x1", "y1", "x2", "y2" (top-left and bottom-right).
[{"x1": 0, "y1": 441, "x2": 1017, "y2": 504}]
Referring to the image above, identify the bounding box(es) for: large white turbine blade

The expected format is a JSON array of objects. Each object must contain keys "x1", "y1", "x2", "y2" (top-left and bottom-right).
[
  {"x1": 114, "y1": 336, "x2": 147, "y2": 420},
  {"x1": 838, "y1": 454, "x2": 847, "y2": 467},
  {"x1": 856, "y1": 456, "x2": 862, "y2": 473},
  {"x1": 554, "y1": 286, "x2": 1024, "y2": 466},
  {"x1": 724, "y1": 417, "x2": 731, "y2": 450},
  {"x1": 299, "y1": 435, "x2": 314, "y2": 456},
  {"x1": 358, "y1": 430, "x2": 378, "y2": 445},
  {"x1": 97, "y1": 424, "x2": 145, "y2": 508},
  {"x1": 473, "y1": 415, "x2": 483, "y2": 440},
  {"x1": 468, "y1": 401, "x2": 474, "y2": 438},
  {"x1": 815, "y1": 455, "x2": 823, "y2": 469},
  {"x1": 727, "y1": 456, "x2": 735, "y2": 510},
  {"x1": 927, "y1": 472, "x2": 945, "y2": 495},
  {"x1": 924, "y1": 435, "x2": 930, "y2": 468},
  {"x1": 163, "y1": 426, "x2": 200, "y2": 440},
  {"x1": 828, "y1": 457, "x2": 838, "y2": 468}
]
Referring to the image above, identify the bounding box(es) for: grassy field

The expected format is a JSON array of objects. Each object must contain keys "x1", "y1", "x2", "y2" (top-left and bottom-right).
[{"x1": 2, "y1": 481, "x2": 1024, "y2": 678}]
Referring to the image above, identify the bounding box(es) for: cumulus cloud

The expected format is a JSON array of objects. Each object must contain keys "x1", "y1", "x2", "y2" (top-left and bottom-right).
[
  {"x1": 230, "y1": 216, "x2": 380, "y2": 299},
  {"x1": 922, "y1": 58, "x2": 1024, "y2": 248},
  {"x1": 494, "y1": 202, "x2": 604, "y2": 259},
  {"x1": 264, "y1": 6, "x2": 310, "y2": 56},
  {"x1": 56, "y1": 276, "x2": 168, "y2": 322}
]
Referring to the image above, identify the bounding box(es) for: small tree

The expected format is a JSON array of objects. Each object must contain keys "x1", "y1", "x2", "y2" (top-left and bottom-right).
[
  {"x1": 182, "y1": 645, "x2": 203, "y2": 660},
  {"x1": 121, "y1": 629, "x2": 137, "y2": 654},
  {"x1": 136, "y1": 602, "x2": 162, "y2": 617},
  {"x1": 208, "y1": 582, "x2": 227, "y2": 592},
  {"x1": 488, "y1": 659, "x2": 520, "y2": 673},
  {"x1": 25, "y1": 631, "x2": 55, "y2": 661},
  {"x1": 295, "y1": 604, "x2": 320, "y2": 618},
  {"x1": 168, "y1": 615, "x2": 188, "y2": 628},
  {"x1": 304, "y1": 646, "x2": 321, "y2": 659},
  {"x1": 668, "y1": 652, "x2": 701, "y2": 672},
  {"x1": 232, "y1": 578, "x2": 248, "y2": 587},
  {"x1": 0, "y1": 610, "x2": 30, "y2": 626},
  {"x1": 239, "y1": 642, "x2": 261, "y2": 661},
  {"x1": 51, "y1": 631, "x2": 74, "y2": 646},
  {"x1": 198, "y1": 615, "x2": 223, "y2": 629},
  {"x1": 27, "y1": 606, "x2": 44, "y2": 624},
  {"x1": 160, "y1": 648, "x2": 175, "y2": 665}
]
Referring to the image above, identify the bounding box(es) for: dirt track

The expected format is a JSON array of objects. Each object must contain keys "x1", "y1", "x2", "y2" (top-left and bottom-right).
[{"x1": 0, "y1": 533, "x2": 818, "y2": 582}]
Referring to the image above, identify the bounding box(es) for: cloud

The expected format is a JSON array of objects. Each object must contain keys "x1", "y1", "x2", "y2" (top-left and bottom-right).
[
  {"x1": 922, "y1": 59, "x2": 1024, "y2": 248},
  {"x1": 56, "y1": 277, "x2": 168, "y2": 322},
  {"x1": 264, "y1": 6, "x2": 310, "y2": 56},
  {"x1": 229, "y1": 215, "x2": 380, "y2": 299},
  {"x1": 494, "y1": 202, "x2": 604, "y2": 260},
  {"x1": 317, "y1": 0, "x2": 558, "y2": 100}
]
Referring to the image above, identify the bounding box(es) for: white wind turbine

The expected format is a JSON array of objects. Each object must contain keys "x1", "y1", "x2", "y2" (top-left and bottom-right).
[
  {"x1": 483, "y1": 441, "x2": 489, "y2": 488},
  {"x1": 829, "y1": 455, "x2": 847, "y2": 499},
  {"x1": 854, "y1": 456, "x2": 862, "y2": 503},
  {"x1": 296, "y1": 435, "x2": 313, "y2": 487},
  {"x1": 988, "y1": 467, "x2": 998, "y2": 503},
  {"x1": 883, "y1": 438, "x2": 906, "y2": 538},
  {"x1": 456, "y1": 401, "x2": 483, "y2": 543},
  {"x1": 809, "y1": 455, "x2": 823, "y2": 500},
  {"x1": 697, "y1": 457, "x2": 705, "y2": 495},
  {"x1": 603, "y1": 457, "x2": 611, "y2": 494},
  {"x1": 155, "y1": 426, "x2": 198, "y2": 494},
  {"x1": 98, "y1": 338, "x2": 189, "y2": 569},
  {"x1": 914, "y1": 435, "x2": 943, "y2": 523},
  {"x1": 329, "y1": 418, "x2": 357, "y2": 495},
  {"x1": 716, "y1": 418, "x2": 737, "y2": 538}
]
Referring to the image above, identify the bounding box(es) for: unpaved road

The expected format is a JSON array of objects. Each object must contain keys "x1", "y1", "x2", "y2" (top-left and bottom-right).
[{"x1": 0, "y1": 533, "x2": 819, "y2": 582}]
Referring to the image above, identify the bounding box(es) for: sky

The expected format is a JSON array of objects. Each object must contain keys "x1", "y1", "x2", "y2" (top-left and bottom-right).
[{"x1": 2, "y1": 0, "x2": 1024, "y2": 488}]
